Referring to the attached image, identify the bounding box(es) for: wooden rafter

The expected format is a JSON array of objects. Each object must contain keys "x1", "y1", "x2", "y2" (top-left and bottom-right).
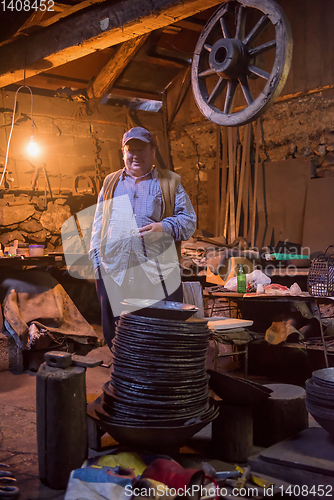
[
  {"x1": 0, "y1": 3, "x2": 69, "y2": 47},
  {"x1": 34, "y1": 0, "x2": 113, "y2": 29},
  {"x1": 109, "y1": 87, "x2": 161, "y2": 100},
  {"x1": 173, "y1": 19, "x2": 206, "y2": 31},
  {"x1": 87, "y1": 34, "x2": 149, "y2": 99},
  {"x1": 0, "y1": 0, "x2": 224, "y2": 88},
  {"x1": 22, "y1": 72, "x2": 89, "y2": 91},
  {"x1": 138, "y1": 54, "x2": 189, "y2": 69}
]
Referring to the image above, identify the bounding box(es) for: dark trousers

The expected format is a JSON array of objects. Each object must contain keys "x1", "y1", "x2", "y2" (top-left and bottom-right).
[{"x1": 95, "y1": 268, "x2": 183, "y2": 349}]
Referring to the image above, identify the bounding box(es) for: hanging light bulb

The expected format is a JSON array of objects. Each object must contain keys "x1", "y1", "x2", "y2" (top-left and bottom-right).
[{"x1": 27, "y1": 135, "x2": 39, "y2": 155}]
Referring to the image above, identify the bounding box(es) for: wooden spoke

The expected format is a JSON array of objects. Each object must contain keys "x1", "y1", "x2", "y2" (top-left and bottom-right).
[
  {"x1": 248, "y1": 64, "x2": 270, "y2": 80},
  {"x1": 207, "y1": 77, "x2": 227, "y2": 104},
  {"x1": 199, "y1": 68, "x2": 216, "y2": 78},
  {"x1": 191, "y1": 0, "x2": 293, "y2": 125},
  {"x1": 235, "y1": 5, "x2": 246, "y2": 41},
  {"x1": 239, "y1": 75, "x2": 254, "y2": 105},
  {"x1": 223, "y1": 79, "x2": 238, "y2": 114},
  {"x1": 243, "y1": 14, "x2": 270, "y2": 46},
  {"x1": 248, "y1": 40, "x2": 276, "y2": 57},
  {"x1": 220, "y1": 16, "x2": 231, "y2": 39}
]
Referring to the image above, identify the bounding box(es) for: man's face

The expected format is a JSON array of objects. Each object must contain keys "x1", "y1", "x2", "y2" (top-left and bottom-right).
[{"x1": 123, "y1": 139, "x2": 156, "y2": 177}]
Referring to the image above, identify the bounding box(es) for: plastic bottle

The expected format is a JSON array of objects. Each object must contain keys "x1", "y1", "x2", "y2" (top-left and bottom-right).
[{"x1": 237, "y1": 264, "x2": 247, "y2": 293}]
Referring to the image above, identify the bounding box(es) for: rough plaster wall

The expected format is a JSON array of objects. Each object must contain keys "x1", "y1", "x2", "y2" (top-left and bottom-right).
[
  {"x1": 169, "y1": 88, "x2": 334, "y2": 236},
  {"x1": 260, "y1": 90, "x2": 334, "y2": 165},
  {"x1": 170, "y1": 122, "x2": 216, "y2": 234},
  {"x1": 0, "y1": 93, "x2": 120, "y2": 251},
  {"x1": 0, "y1": 91, "x2": 165, "y2": 251},
  {"x1": 0, "y1": 92, "x2": 125, "y2": 193}
]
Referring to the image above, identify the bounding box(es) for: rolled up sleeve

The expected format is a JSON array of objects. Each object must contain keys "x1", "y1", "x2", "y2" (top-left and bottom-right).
[
  {"x1": 89, "y1": 189, "x2": 104, "y2": 268},
  {"x1": 160, "y1": 183, "x2": 196, "y2": 241}
]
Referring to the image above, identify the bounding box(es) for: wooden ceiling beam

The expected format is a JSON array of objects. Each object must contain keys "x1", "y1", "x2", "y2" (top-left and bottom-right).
[
  {"x1": 173, "y1": 19, "x2": 206, "y2": 32},
  {"x1": 16, "y1": 72, "x2": 89, "y2": 91},
  {"x1": 109, "y1": 87, "x2": 162, "y2": 101},
  {"x1": 87, "y1": 34, "x2": 149, "y2": 99},
  {"x1": 0, "y1": 0, "x2": 223, "y2": 88},
  {"x1": 0, "y1": 3, "x2": 70, "y2": 47},
  {"x1": 35, "y1": 0, "x2": 113, "y2": 29},
  {"x1": 138, "y1": 54, "x2": 189, "y2": 69}
]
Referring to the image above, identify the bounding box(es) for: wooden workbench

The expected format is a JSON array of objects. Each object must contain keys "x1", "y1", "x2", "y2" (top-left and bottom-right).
[{"x1": 204, "y1": 288, "x2": 334, "y2": 368}]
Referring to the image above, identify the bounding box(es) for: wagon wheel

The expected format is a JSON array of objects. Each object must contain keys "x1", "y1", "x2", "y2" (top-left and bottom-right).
[{"x1": 191, "y1": 0, "x2": 293, "y2": 126}]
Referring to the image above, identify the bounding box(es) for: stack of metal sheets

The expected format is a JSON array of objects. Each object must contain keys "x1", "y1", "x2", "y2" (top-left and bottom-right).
[
  {"x1": 92, "y1": 312, "x2": 218, "y2": 448},
  {"x1": 305, "y1": 367, "x2": 334, "y2": 436}
]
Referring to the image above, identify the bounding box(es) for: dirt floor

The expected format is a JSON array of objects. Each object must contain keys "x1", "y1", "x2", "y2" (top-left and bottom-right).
[
  {"x1": 0, "y1": 344, "x2": 231, "y2": 500},
  {"x1": 0, "y1": 342, "x2": 322, "y2": 500},
  {"x1": 0, "y1": 346, "x2": 114, "y2": 500}
]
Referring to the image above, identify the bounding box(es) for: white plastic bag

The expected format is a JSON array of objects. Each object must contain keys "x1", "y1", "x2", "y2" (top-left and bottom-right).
[
  {"x1": 225, "y1": 269, "x2": 271, "y2": 292},
  {"x1": 289, "y1": 282, "x2": 302, "y2": 295}
]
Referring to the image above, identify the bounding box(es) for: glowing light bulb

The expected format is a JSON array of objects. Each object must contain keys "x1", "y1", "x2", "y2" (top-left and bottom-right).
[{"x1": 27, "y1": 136, "x2": 39, "y2": 155}]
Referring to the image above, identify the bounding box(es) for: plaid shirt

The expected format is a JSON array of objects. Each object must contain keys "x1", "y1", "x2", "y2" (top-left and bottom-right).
[{"x1": 90, "y1": 167, "x2": 196, "y2": 285}]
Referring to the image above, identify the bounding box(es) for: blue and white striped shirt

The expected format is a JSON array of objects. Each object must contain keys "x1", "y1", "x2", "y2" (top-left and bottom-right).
[{"x1": 90, "y1": 167, "x2": 196, "y2": 285}]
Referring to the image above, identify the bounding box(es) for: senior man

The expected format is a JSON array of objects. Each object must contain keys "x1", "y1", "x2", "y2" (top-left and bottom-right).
[{"x1": 90, "y1": 126, "x2": 196, "y2": 348}]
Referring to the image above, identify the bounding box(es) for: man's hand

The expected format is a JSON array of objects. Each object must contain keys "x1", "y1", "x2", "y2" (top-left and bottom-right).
[{"x1": 138, "y1": 222, "x2": 163, "y2": 236}]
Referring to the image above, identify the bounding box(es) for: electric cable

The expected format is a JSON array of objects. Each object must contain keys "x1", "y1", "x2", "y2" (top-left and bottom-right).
[{"x1": 0, "y1": 85, "x2": 34, "y2": 187}]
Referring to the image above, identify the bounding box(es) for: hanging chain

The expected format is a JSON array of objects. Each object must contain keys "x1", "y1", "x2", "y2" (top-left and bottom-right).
[{"x1": 91, "y1": 130, "x2": 104, "y2": 191}]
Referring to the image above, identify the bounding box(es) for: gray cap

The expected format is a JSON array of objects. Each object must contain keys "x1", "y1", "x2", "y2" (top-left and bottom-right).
[{"x1": 122, "y1": 127, "x2": 153, "y2": 147}]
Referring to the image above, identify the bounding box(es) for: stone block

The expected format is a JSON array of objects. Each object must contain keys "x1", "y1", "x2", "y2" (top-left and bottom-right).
[
  {"x1": 30, "y1": 229, "x2": 49, "y2": 243},
  {"x1": 19, "y1": 219, "x2": 44, "y2": 233},
  {"x1": 0, "y1": 229, "x2": 26, "y2": 246},
  {"x1": 40, "y1": 203, "x2": 71, "y2": 232},
  {"x1": 0, "y1": 332, "x2": 24, "y2": 372},
  {"x1": 253, "y1": 383, "x2": 308, "y2": 447},
  {"x1": 0, "y1": 204, "x2": 35, "y2": 226}
]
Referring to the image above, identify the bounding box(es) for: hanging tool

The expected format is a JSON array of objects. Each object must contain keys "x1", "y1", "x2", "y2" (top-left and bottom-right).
[
  {"x1": 31, "y1": 163, "x2": 39, "y2": 190},
  {"x1": 91, "y1": 130, "x2": 104, "y2": 192},
  {"x1": 228, "y1": 127, "x2": 237, "y2": 244},
  {"x1": 30, "y1": 161, "x2": 54, "y2": 205},
  {"x1": 250, "y1": 118, "x2": 261, "y2": 248},
  {"x1": 0, "y1": 166, "x2": 10, "y2": 190},
  {"x1": 235, "y1": 124, "x2": 251, "y2": 237},
  {"x1": 73, "y1": 174, "x2": 95, "y2": 195},
  {"x1": 215, "y1": 125, "x2": 221, "y2": 237},
  {"x1": 41, "y1": 164, "x2": 53, "y2": 201}
]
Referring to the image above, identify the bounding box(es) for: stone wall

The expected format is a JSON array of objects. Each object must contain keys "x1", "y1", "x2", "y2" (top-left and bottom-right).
[
  {"x1": 260, "y1": 90, "x2": 334, "y2": 172},
  {"x1": 169, "y1": 121, "x2": 216, "y2": 234},
  {"x1": 0, "y1": 195, "x2": 71, "y2": 252},
  {"x1": 168, "y1": 88, "x2": 334, "y2": 238},
  {"x1": 164, "y1": 0, "x2": 334, "y2": 239}
]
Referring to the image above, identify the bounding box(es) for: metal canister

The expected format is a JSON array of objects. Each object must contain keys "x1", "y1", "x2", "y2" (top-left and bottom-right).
[{"x1": 36, "y1": 360, "x2": 88, "y2": 489}]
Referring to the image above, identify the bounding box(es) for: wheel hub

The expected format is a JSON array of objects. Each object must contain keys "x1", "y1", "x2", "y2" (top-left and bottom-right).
[
  {"x1": 191, "y1": 0, "x2": 293, "y2": 126},
  {"x1": 209, "y1": 38, "x2": 248, "y2": 79}
]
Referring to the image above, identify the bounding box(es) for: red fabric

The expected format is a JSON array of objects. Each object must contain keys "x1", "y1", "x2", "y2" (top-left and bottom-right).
[{"x1": 141, "y1": 458, "x2": 204, "y2": 490}]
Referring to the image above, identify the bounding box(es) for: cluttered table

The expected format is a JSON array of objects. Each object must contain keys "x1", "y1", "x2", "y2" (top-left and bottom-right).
[
  {"x1": 204, "y1": 287, "x2": 334, "y2": 368},
  {"x1": 266, "y1": 267, "x2": 310, "y2": 277},
  {"x1": 0, "y1": 253, "x2": 66, "y2": 269},
  {"x1": 204, "y1": 289, "x2": 315, "y2": 301}
]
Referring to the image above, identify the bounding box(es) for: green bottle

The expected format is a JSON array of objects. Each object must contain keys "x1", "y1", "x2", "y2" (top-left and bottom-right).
[{"x1": 237, "y1": 264, "x2": 247, "y2": 293}]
